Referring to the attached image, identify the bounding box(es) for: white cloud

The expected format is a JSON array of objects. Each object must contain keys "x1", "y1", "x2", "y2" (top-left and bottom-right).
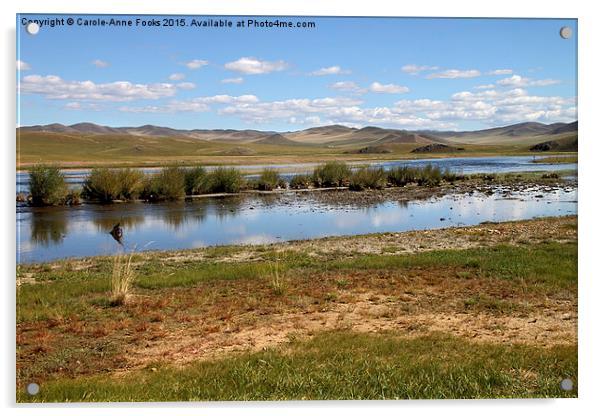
[
  {"x1": 310, "y1": 66, "x2": 350, "y2": 76},
  {"x1": 64, "y1": 101, "x2": 102, "y2": 111},
  {"x1": 92, "y1": 59, "x2": 109, "y2": 68},
  {"x1": 475, "y1": 84, "x2": 496, "y2": 89},
  {"x1": 176, "y1": 82, "x2": 196, "y2": 90},
  {"x1": 168, "y1": 73, "x2": 185, "y2": 81},
  {"x1": 401, "y1": 64, "x2": 438, "y2": 75},
  {"x1": 119, "y1": 94, "x2": 259, "y2": 113},
  {"x1": 488, "y1": 69, "x2": 513, "y2": 75},
  {"x1": 426, "y1": 69, "x2": 481, "y2": 79},
  {"x1": 224, "y1": 57, "x2": 288, "y2": 74},
  {"x1": 17, "y1": 60, "x2": 31, "y2": 70},
  {"x1": 217, "y1": 96, "x2": 455, "y2": 129},
  {"x1": 185, "y1": 59, "x2": 209, "y2": 70},
  {"x1": 369, "y1": 82, "x2": 409, "y2": 94},
  {"x1": 19, "y1": 74, "x2": 186, "y2": 101},
  {"x1": 497, "y1": 74, "x2": 561, "y2": 87},
  {"x1": 221, "y1": 77, "x2": 244, "y2": 84},
  {"x1": 329, "y1": 81, "x2": 366, "y2": 94}
]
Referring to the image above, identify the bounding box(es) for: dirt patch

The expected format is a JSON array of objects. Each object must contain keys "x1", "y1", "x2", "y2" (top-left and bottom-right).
[{"x1": 122, "y1": 291, "x2": 576, "y2": 372}]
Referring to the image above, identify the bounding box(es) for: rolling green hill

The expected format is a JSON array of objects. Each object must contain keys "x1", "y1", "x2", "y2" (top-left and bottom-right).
[{"x1": 16, "y1": 121, "x2": 577, "y2": 168}]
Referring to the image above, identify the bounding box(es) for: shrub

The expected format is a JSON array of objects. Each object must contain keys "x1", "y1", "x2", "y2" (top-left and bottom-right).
[
  {"x1": 387, "y1": 166, "x2": 418, "y2": 187},
  {"x1": 206, "y1": 167, "x2": 245, "y2": 193},
  {"x1": 117, "y1": 168, "x2": 145, "y2": 200},
  {"x1": 83, "y1": 168, "x2": 120, "y2": 202},
  {"x1": 442, "y1": 168, "x2": 462, "y2": 183},
  {"x1": 28, "y1": 165, "x2": 68, "y2": 206},
  {"x1": 83, "y1": 168, "x2": 144, "y2": 202},
  {"x1": 65, "y1": 189, "x2": 82, "y2": 206},
  {"x1": 256, "y1": 168, "x2": 282, "y2": 191},
  {"x1": 387, "y1": 164, "x2": 444, "y2": 187},
  {"x1": 289, "y1": 174, "x2": 313, "y2": 189},
  {"x1": 312, "y1": 161, "x2": 351, "y2": 187},
  {"x1": 184, "y1": 166, "x2": 208, "y2": 195},
  {"x1": 141, "y1": 167, "x2": 186, "y2": 201},
  {"x1": 415, "y1": 164, "x2": 442, "y2": 187},
  {"x1": 349, "y1": 167, "x2": 387, "y2": 190}
]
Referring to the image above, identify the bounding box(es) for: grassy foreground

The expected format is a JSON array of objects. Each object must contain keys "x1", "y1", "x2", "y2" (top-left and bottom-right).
[
  {"x1": 17, "y1": 217, "x2": 578, "y2": 402},
  {"x1": 20, "y1": 331, "x2": 576, "y2": 402}
]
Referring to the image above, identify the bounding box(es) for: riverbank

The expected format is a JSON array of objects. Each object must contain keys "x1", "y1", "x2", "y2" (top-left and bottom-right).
[{"x1": 17, "y1": 216, "x2": 577, "y2": 401}]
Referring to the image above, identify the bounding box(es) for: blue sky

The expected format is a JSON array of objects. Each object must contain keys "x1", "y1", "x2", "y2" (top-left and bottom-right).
[{"x1": 17, "y1": 15, "x2": 577, "y2": 131}]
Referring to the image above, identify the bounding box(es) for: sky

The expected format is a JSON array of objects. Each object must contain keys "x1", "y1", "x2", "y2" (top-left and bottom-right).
[{"x1": 16, "y1": 15, "x2": 577, "y2": 132}]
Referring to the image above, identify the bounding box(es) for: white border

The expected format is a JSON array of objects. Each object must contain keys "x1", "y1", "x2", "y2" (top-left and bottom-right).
[{"x1": 2, "y1": 1, "x2": 600, "y2": 415}]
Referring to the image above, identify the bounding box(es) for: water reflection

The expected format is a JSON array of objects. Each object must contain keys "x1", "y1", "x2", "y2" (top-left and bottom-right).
[
  {"x1": 30, "y1": 212, "x2": 67, "y2": 246},
  {"x1": 17, "y1": 186, "x2": 577, "y2": 264}
]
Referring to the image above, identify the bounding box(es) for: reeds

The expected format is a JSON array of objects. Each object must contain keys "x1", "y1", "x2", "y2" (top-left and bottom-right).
[
  {"x1": 349, "y1": 167, "x2": 387, "y2": 190},
  {"x1": 312, "y1": 161, "x2": 351, "y2": 187},
  {"x1": 256, "y1": 168, "x2": 283, "y2": 191},
  {"x1": 82, "y1": 168, "x2": 144, "y2": 202}
]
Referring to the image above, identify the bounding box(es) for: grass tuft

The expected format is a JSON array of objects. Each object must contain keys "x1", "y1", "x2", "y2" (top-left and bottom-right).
[{"x1": 109, "y1": 253, "x2": 136, "y2": 306}]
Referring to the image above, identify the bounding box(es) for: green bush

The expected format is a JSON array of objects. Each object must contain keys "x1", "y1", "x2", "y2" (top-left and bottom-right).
[
  {"x1": 312, "y1": 161, "x2": 351, "y2": 187},
  {"x1": 65, "y1": 189, "x2": 82, "y2": 206},
  {"x1": 415, "y1": 164, "x2": 442, "y2": 187},
  {"x1": 142, "y1": 167, "x2": 186, "y2": 201},
  {"x1": 117, "y1": 168, "x2": 145, "y2": 200},
  {"x1": 289, "y1": 174, "x2": 313, "y2": 189},
  {"x1": 387, "y1": 164, "x2": 443, "y2": 187},
  {"x1": 442, "y1": 168, "x2": 462, "y2": 183},
  {"x1": 206, "y1": 167, "x2": 245, "y2": 193},
  {"x1": 184, "y1": 166, "x2": 208, "y2": 195},
  {"x1": 256, "y1": 168, "x2": 282, "y2": 191},
  {"x1": 349, "y1": 167, "x2": 387, "y2": 190},
  {"x1": 387, "y1": 166, "x2": 417, "y2": 187},
  {"x1": 83, "y1": 168, "x2": 144, "y2": 202},
  {"x1": 28, "y1": 165, "x2": 68, "y2": 206}
]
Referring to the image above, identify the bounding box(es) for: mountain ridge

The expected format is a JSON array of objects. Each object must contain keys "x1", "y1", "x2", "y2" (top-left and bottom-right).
[{"x1": 18, "y1": 121, "x2": 577, "y2": 147}]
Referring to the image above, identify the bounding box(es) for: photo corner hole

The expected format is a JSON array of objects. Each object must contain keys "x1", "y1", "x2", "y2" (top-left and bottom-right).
[
  {"x1": 559, "y1": 26, "x2": 572, "y2": 39},
  {"x1": 26, "y1": 382, "x2": 40, "y2": 396},
  {"x1": 560, "y1": 378, "x2": 573, "y2": 391},
  {"x1": 26, "y1": 22, "x2": 40, "y2": 35}
]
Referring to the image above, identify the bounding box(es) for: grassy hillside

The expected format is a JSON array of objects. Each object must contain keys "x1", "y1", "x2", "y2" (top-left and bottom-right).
[{"x1": 17, "y1": 127, "x2": 577, "y2": 168}]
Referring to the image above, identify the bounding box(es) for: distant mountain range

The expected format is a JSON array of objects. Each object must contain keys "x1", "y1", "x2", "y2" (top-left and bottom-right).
[{"x1": 18, "y1": 120, "x2": 577, "y2": 148}]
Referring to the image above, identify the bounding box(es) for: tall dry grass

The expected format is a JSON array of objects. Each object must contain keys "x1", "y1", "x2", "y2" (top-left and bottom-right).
[{"x1": 110, "y1": 252, "x2": 136, "y2": 306}]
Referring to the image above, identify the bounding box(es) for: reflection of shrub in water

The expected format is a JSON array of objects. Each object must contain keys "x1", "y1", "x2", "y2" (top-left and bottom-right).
[
  {"x1": 211, "y1": 196, "x2": 245, "y2": 221},
  {"x1": 30, "y1": 211, "x2": 68, "y2": 246},
  {"x1": 92, "y1": 215, "x2": 146, "y2": 234}
]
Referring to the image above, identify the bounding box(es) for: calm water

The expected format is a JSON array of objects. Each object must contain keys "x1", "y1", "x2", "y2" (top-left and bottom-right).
[
  {"x1": 15, "y1": 155, "x2": 576, "y2": 193},
  {"x1": 17, "y1": 186, "x2": 577, "y2": 264}
]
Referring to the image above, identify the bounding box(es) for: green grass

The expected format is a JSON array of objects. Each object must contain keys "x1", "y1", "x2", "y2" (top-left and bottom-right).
[
  {"x1": 17, "y1": 242, "x2": 575, "y2": 324},
  {"x1": 18, "y1": 331, "x2": 576, "y2": 402},
  {"x1": 324, "y1": 243, "x2": 577, "y2": 291}
]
